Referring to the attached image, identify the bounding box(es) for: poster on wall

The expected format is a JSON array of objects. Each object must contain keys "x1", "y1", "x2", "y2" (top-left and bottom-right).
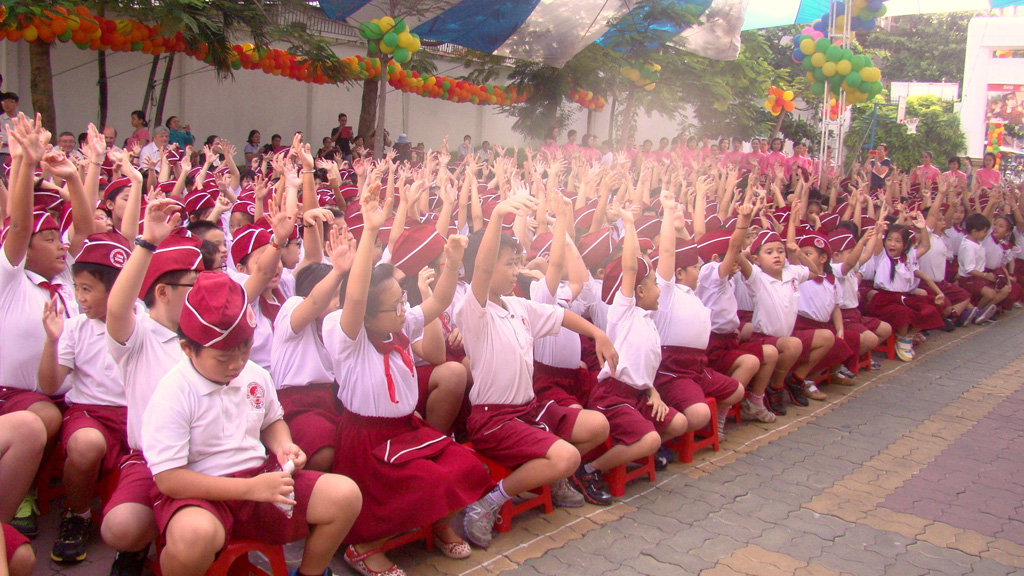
[
  {"x1": 987, "y1": 84, "x2": 1024, "y2": 125},
  {"x1": 987, "y1": 85, "x2": 1024, "y2": 183}
]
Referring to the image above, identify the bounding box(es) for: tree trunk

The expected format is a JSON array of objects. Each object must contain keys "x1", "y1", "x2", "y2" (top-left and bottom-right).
[
  {"x1": 28, "y1": 42, "x2": 56, "y2": 138},
  {"x1": 769, "y1": 110, "x2": 785, "y2": 140},
  {"x1": 154, "y1": 53, "x2": 175, "y2": 127},
  {"x1": 140, "y1": 55, "x2": 161, "y2": 116},
  {"x1": 98, "y1": 50, "x2": 108, "y2": 128},
  {"x1": 358, "y1": 48, "x2": 380, "y2": 144},
  {"x1": 618, "y1": 88, "x2": 636, "y2": 145},
  {"x1": 607, "y1": 95, "x2": 616, "y2": 141},
  {"x1": 373, "y1": 57, "x2": 390, "y2": 160}
]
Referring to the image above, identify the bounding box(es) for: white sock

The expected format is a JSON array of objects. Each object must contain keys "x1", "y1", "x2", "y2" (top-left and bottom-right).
[
  {"x1": 485, "y1": 481, "x2": 512, "y2": 507},
  {"x1": 74, "y1": 509, "x2": 92, "y2": 520}
]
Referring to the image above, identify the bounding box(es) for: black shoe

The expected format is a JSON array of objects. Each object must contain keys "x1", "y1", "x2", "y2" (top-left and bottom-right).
[
  {"x1": 784, "y1": 376, "x2": 810, "y2": 407},
  {"x1": 10, "y1": 496, "x2": 39, "y2": 538},
  {"x1": 654, "y1": 445, "x2": 673, "y2": 470},
  {"x1": 765, "y1": 386, "x2": 787, "y2": 416},
  {"x1": 570, "y1": 465, "x2": 612, "y2": 506},
  {"x1": 941, "y1": 318, "x2": 956, "y2": 332},
  {"x1": 51, "y1": 511, "x2": 91, "y2": 564},
  {"x1": 110, "y1": 545, "x2": 150, "y2": 576}
]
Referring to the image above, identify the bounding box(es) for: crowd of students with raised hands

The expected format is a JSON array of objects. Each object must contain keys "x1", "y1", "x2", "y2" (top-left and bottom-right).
[{"x1": 0, "y1": 111, "x2": 1022, "y2": 576}]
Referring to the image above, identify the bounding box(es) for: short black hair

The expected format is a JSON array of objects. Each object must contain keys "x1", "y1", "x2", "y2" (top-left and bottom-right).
[
  {"x1": 143, "y1": 269, "x2": 194, "y2": 308},
  {"x1": 1, "y1": 92, "x2": 19, "y2": 103},
  {"x1": 965, "y1": 213, "x2": 991, "y2": 234},
  {"x1": 188, "y1": 220, "x2": 222, "y2": 237},
  {"x1": 71, "y1": 262, "x2": 120, "y2": 292},
  {"x1": 463, "y1": 229, "x2": 519, "y2": 281},
  {"x1": 295, "y1": 263, "x2": 332, "y2": 299},
  {"x1": 177, "y1": 326, "x2": 252, "y2": 354},
  {"x1": 198, "y1": 240, "x2": 219, "y2": 271}
]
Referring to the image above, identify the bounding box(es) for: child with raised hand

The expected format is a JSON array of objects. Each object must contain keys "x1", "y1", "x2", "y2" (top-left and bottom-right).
[
  {"x1": 828, "y1": 225, "x2": 892, "y2": 375},
  {"x1": 141, "y1": 272, "x2": 361, "y2": 576},
  {"x1": 869, "y1": 211, "x2": 944, "y2": 361},
  {"x1": 740, "y1": 199, "x2": 836, "y2": 411},
  {"x1": 270, "y1": 222, "x2": 355, "y2": 472},
  {"x1": 38, "y1": 233, "x2": 133, "y2": 564},
  {"x1": 957, "y1": 213, "x2": 1008, "y2": 324},
  {"x1": 457, "y1": 193, "x2": 614, "y2": 542},
  {"x1": 324, "y1": 182, "x2": 492, "y2": 575},
  {"x1": 652, "y1": 191, "x2": 743, "y2": 441}
]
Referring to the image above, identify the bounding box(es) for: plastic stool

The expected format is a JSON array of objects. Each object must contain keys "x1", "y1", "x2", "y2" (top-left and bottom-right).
[
  {"x1": 666, "y1": 397, "x2": 720, "y2": 464},
  {"x1": 463, "y1": 444, "x2": 552, "y2": 533},
  {"x1": 874, "y1": 334, "x2": 896, "y2": 361},
  {"x1": 34, "y1": 446, "x2": 66, "y2": 516},
  {"x1": 851, "y1": 351, "x2": 872, "y2": 376},
  {"x1": 150, "y1": 538, "x2": 288, "y2": 576},
  {"x1": 594, "y1": 439, "x2": 656, "y2": 498}
]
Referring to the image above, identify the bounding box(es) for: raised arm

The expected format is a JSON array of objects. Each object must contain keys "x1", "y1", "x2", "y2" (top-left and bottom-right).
[
  {"x1": 340, "y1": 182, "x2": 390, "y2": 340},
  {"x1": 614, "y1": 203, "x2": 639, "y2": 299},
  {"x1": 469, "y1": 194, "x2": 537, "y2": 306},
  {"x1": 38, "y1": 297, "x2": 71, "y2": 395},
  {"x1": 243, "y1": 178, "x2": 297, "y2": 303},
  {"x1": 40, "y1": 150, "x2": 95, "y2": 256},
  {"x1": 420, "y1": 235, "x2": 468, "y2": 324},
  {"x1": 289, "y1": 224, "x2": 354, "y2": 334},
  {"x1": 656, "y1": 190, "x2": 678, "y2": 282},
  {"x1": 543, "y1": 191, "x2": 571, "y2": 296},
  {"x1": 4, "y1": 114, "x2": 48, "y2": 267}
]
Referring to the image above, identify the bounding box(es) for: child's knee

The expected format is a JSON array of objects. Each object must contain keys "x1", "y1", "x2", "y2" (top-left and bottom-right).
[
  {"x1": 8, "y1": 542, "x2": 35, "y2": 576},
  {"x1": 66, "y1": 427, "x2": 108, "y2": 466},
  {"x1": 761, "y1": 345, "x2": 779, "y2": 366},
  {"x1": 165, "y1": 508, "x2": 225, "y2": 558},
  {"x1": 546, "y1": 440, "x2": 581, "y2": 476},
  {"x1": 7, "y1": 411, "x2": 47, "y2": 452},
  {"x1": 27, "y1": 402, "x2": 61, "y2": 438},
  {"x1": 310, "y1": 473, "x2": 362, "y2": 522},
  {"x1": 876, "y1": 322, "x2": 892, "y2": 339},
  {"x1": 575, "y1": 409, "x2": 610, "y2": 442},
  {"x1": 664, "y1": 413, "x2": 688, "y2": 438},
  {"x1": 814, "y1": 329, "x2": 835, "y2": 348},
  {"x1": 637, "y1": 431, "x2": 662, "y2": 454},
  {"x1": 101, "y1": 503, "x2": 156, "y2": 550},
  {"x1": 861, "y1": 332, "x2": 879, "y2": 349},
  {"x1": 431, "y1": 362, "x2": 468, "y2": 395},
  {"x1": 779, "y1": 337, "x2": 802, "y2": 356},
  {"x1": 684, "y1": 403, "x2": 711, "y2": 431}
]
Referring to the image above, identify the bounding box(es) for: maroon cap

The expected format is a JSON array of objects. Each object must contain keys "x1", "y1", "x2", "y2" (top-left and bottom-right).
[
  {"x1": 180, "y1": 271, "x2": 256, "y2": 350},
  {"x1": 527, "y1": 232, "x2": 554, "y2": 260},
  {"x1": 33, "y1": 187, "x2": 63, "y2": 211},
  {"x1": 797, "y1": 231, "x2": 831, "y2": 257},
  {"x1": 696, "y1": 230, "x2": 731, "y2": 263},
  {"x1": 75, "y1": 232, "x2": 131, "y2": 269},
  {"x1": 634, "y1": 215, "x2": 660, "y2": 240},
  {"x1": 230, "y1": 224, "x2": 272, "y2": 266},
  {"x1": 184, "y1": 191, "x2": 216, "y2": 215},
  {"x1": 749, "y1": 229, "x2": 783, "y2": 255},
  {"x1": 1, "y1": 209, "x2": 60, "y2": 244},
  {"x1": 601, "y1": 256, "x2": 651, "y2": 305},
  {"x1": 828, "y1": 229, "x2": 856, "y2": 253},
  {"x1": 339, "y1": 185, "x2": 360, "y2": 201},
  {"x1": 104, "y1": 177, "x2": 132, "y2": 202},
  {"x1": 673, "y1": 239, "x2": 699, "y2": 268},
  {"x1": 391, "y1": 224, "x2": 445, "y2": 277},
  {"x1": 232, "y1": 200, "x2": 256, "y2": 217},
  {"x1": 139, "y1": 234, "x2": 205, "y2": 298},
  {"x1": 573, "y1": 204, "x2": 597, "y2": 229}
]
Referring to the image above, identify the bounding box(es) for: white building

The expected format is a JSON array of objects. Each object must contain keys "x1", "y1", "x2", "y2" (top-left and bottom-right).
[{"x1": 960, "y1": 15, "x2": 1024, "y2": 158}]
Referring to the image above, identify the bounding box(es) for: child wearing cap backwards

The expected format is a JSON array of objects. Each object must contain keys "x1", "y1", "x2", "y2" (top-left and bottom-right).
[
  {"x1": 269, "y1": 220, "x2": 354, "y2": 473},
  {"x1": 323, "y1": 183, "x2": 492, "y2": 576},
  {"x1": 582, "y1": 202, "x2": 687, "y2": 499},
  {"x1": 868, "y1": 213, "x2": 944, "y2": 361},
  {"x1": 652, "y1": 192, "x2": 743, "y2": 441},
  {"x1": 1, "y1": 117, "x2": 96, "y2": 536},
  {"x1": 740, "y1": 200, "x2": 836, "y2": 412},
  {"x1": 957, "y1": 213, "x2": 1009, "y2": 324},
  {"x1": 37, "y1": 233, "x2": 134, "y2": 563},
  {"x1": 141, "y1": 272, "x2": 361, "y2": 576},
  {"x1": 101, "y1": 199, "x2": 205, "y2": 575},
  {"x1": 828, "y1": 225, "x2": 892, "y2": 375},
  {"x1": 457, "y1": 193, "x2": 613, "y2": 544}
]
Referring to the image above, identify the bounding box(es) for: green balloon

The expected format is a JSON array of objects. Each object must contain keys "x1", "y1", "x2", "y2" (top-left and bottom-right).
[
  {"x1": 394, "y1": 19, "x2": 408, "y2": 34},
  {"x1": 842, "y1": 48, "x2": 854, "y2": 61},
  {"x1": 802, "y1": 57, "x2": 815, "y2": 72},
  {"x1": 876, "y1": 5, "x2": 887, "y2": 17},
  {"x1": 826, "y1": 45, "x2": 842, "y2": 62},
  {"x1": 75, "y1": 41, "x2": 90, "y2": 50},
  {"x1": 59, "y1": 30, "x2": 73, "y2": 42},
  {"x1": 845, "y1": 70, "x2": 862, "y2": 88},
  {"x1": 870, "y1": 81, "x2": 883, "y2": 96},
  {"x1": 442, "y1": 80, "x2": 450, "y2": 89},
  {"x1": 829, "y1": 75, "x2": 843, "y2": 89},
  {"x1": 365, "y1": 22, "x2": 382, "y2": 39},
  {"x1": 813, "y1": 67, "x2": 826, "y2": 81},
  {"x1": 811, "y1": 81, "x2": 826, "y2": 96},
  {"x1": 864, "y1": 57, "x2": 874, "y2": 68},
  {"x1": 815, "y1": 37, "x2": 831, "y2": 53},
  {"x1": 382, "y1": 32, "x2": 399, "y2": 48},
  {"x1": 231, "y1": 59, "x2": 241, "y2": 70},
  {"x1": 861, "y1": 10, "x2": 874, "y2": 20},
  {"x1": 851, "y1": 55, "x2": 866, "y2": 71},
  {"x1": 392, "y1": 46, "x2": 410, "y2": 63},
  {"x1": 358, "y1": 22, "x2": 373, "y2": 39}
]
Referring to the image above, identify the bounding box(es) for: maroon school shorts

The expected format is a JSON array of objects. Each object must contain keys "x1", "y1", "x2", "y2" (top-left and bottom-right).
[
  {"x1": 0, "y1": 387, "x2": 61, "y2": 416},
  {"x1": 3, "y1": 523, "x2": 28, "y2": 563},
  {"x1": 61, "y1": 404, "x2": 130, "y2": 474},
  {"x1": 152, "y1": 458, "x2": 322, "y2": 546},
  {"x1": 588, "y1": 378, "x2": 678, "y2": 447},
  {"x1": 705, "y1": 331, "x2": 765, "y2": 376},
  {"x1": 467, "y1": 398, "x2": 580, "y2": 469},
  {"x1": 278, "y1": 384, "x2": 341, "y2": 459},
  {"x1": 533, "y1": 362, "x2": 596, "y2": 407},
  {"x1": 103, "y1": 451, "x2": 156, "y2": 514},
  {"x1": 655, "y1": 346, "x2": 740, "y2": 411}
]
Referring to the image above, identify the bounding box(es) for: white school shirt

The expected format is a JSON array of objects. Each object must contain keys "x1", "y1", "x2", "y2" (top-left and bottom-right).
[
  {"x1": 142, "y1": 359, "x2": 282, "y2": 477},
  {"x1": 455, "y1": 294, "x2": 564, "y2": 406},
  {"x1": 530, "y1": 280, "x2": 584, "y2": 369},
  {"x1": 696, "y1": 262, "x2": 740, "y2": 335},
  {"x1": 278, "y1": 268, "x2": 296, "y2": 300},
  {"x1": 733, "y1": 272, "x2": 755, "y2": 312},
  {"x1": 107, "y1": 310, "x2": 183, "y2": 450},
  {"x1": 944, "y1": 227, "x2": 966, "y2": 260},
  {"x1": 797, "y1": 277, "x2": 838, "y2": 324},
  {"x1": 982, "y1": 235, "x2": 1012, "y2": 269},
  {"x1": 744, "y1": 265, "x2": 809, "y2": 338},
  {"x1": 918, "y1": 228, "x2": 947, "y2": 282},
  {"x1": 58, "y1": 315, "x2": 126, "y2": 405},
  {"x1": 581, "y1": 276, "x2": 609, "y2": 331},
  {"x1": 597, "y1": 291, "x2": 660, "y2": 389},
  {"x1": 227, "y1": 271, "x2": 274, "y2": 371},
  {"x1": 322, "y1": 306, "x2": 425, "y2": 417},
  {"x1": 957, "y1": 237, "x2": 986, "y2": 276},
  {"x1": 871, "y1": 252, "x2": 920, "y2": 292},
  {"x1": 832, "y1": 261, "x2": 860, "y2": 310},
  {"x1": 0, "y1": 254, "x2": 76, "y2": 392},
  {"x1": 269, "y1": 297, "x2": 334, "y2": 389},
  {"x1": 653, "y1": 272, "x2": 711, "y2": 349}
]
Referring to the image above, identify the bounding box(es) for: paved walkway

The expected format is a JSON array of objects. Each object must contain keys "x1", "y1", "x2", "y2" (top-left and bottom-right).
[{"x1": 30, "y1": 313, "x2": 1024, "y2": 576}]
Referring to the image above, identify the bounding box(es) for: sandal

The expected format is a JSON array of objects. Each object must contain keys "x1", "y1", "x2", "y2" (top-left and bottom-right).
[
  {"x1": 344, "y1": 546, "x2": 406, "y2": 576},
  {"x1": 433, "y1": 533, "x2": 472, "y2": 559}
]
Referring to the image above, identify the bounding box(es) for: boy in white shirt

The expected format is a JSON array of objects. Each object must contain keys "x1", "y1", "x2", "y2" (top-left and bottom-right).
[
  {"x1": 142, "y1": 272, "x2": 360, "y2": 576},
  {"x1": 957, "y1": 213, "x2": 1007, "y2": 321}
]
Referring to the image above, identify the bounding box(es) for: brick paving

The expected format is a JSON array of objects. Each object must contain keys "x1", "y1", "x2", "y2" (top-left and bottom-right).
[{"x1": 24, "y1": 313, "x2": 1024, "y2": 576}]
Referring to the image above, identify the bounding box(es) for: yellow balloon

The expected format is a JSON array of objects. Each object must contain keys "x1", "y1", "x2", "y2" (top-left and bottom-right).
[
  {"x1": 379, "y1": 40, "x2": 395, "y2": 54},
  {"x1": 645, "y1": 83, "x2": 656, "y2": 91},
  {"x1": 379, "y1": 16, "x2": 395, "y2": 33},
  {"x1": 652, "y1": 64, "x2": 661, "y2": 71},
  {"x1": 822, "y1": 62, "x2": 837, "y2": 77},
  {"x1": 765, "y1": 101, "x2": 774, "y2": 111},
  {"x1": 397, "y1": 31, "x2": 414, "y2": 49},
  {"x1": 409, "y1": 36, "x2": 421, "y2": 52},
  {"x1": 862, "y1": 67, "x2": 880, "y2": 83},
  {"x1": 811, "y1": 52, "x2": 827, "y2": 68},
  {"x1": 783, "y1": 90, "x2": 794, "y2": 101},
  {"x1": 837, "y1": 60, "x2": 852, "y2": 76},
  {"x1": 835, "y1": 16, "x2": 846, "y2": 29},
  {"x1": 800, "y1": 38, "x2": 816, "y2": 55},
  {"x1": 806, "y1": 71, "x2": 816, "y2": 83}
]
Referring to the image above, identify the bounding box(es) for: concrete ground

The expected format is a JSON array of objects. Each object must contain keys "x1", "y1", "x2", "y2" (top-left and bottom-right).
[{"x1": 26, "y1": 312, "x2": 1024, "y2": 576}]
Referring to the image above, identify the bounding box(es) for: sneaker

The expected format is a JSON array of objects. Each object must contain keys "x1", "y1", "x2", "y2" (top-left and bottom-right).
[
  {"x1": 803, "y1": 382, "x2": 828, "y2": 401},
  {"x1": 837, "y1": 365, "x2": 857, "y2": 380},
  {"x1": 784, "y1": 376, "x2": 810, "y2": 407},
  {"x1": 51, "y1": 511, "x2": 91, "y2": 563},
  {"x1": 871, "y1": 359, "x2": 883, "y2": 370},
  {"x1": 975, "y1": 305, "x2": 997, "y2": 324},
  {"x1": 109, "y1": 545, "x2": 150, "y2": 576},
  {"x1": 1014, "y1": 301, "x2": 1022, "y2": 309},
  {"x1": 764, "y1": 387, "x2": 787, "y2": 416},
  {"x1": 941, "y1": 318, "x2": 956, "y2": 332},
  {"x1": 570, "y1": 465, "x2": 612, "y2": 506},
  {"x1": 11, "y1": 496, "x2": 39, "y2": 538},
  {"x1": 654, "y1": 445, "x2": 674, "y2": 470},
  {"x1": 740, "y1": 397, "x2": 776, "y2": 423},
  {"x1": 462, "y1": 497, "x2": 500, "y2": 548},
  {"x1": 895, "y1": 338, "x2": 914, "y2": 362},
  {"x1": 956, "y1": 307, "x2": 979, "y2": 327},
  {"x1": 550, "y1": 478, "x2": 584, "y2": 508}
]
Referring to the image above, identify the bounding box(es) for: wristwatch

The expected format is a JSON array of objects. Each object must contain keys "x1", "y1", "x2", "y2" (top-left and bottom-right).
[{"x1": 134, "y1": 236, "x2": 158, "y2": 251}]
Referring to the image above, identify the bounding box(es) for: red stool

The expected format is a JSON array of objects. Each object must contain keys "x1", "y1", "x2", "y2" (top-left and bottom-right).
[
  {"x1": 34, "y1": 445, "x2": 66, "y2": 516},
  {"x1": 874, "y1": 334, "x2": 896, "y2": 361},
  {"x1": 463, "y1": 444, "x2": 552, "y2": 533},
  {"x1": 149, "y1": 538, "x2": 288, "y2": 576},
  {"x1": 850, "y1": 351, "x2": 872, "y2": 376},
  {"x1": 727, "y1": 402, "x2": 741, "y2": 424},
  {"x1": 357, "y1": 525, "x2": 435, "y2": 557},
  {"x1": 595, "y1": 439, "x2": 655, "y2": 498},
  {"x1": 665, "y1": 397, "x2": 720, "y2": 464}
]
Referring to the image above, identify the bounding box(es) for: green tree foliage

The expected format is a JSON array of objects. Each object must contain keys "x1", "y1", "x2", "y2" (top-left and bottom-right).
[
  {"x1": 844, "y1": 95, "x2": 965, "y2": 171},
  {"x1": 857, "y1": 13, "x2": 972, "y2": 86}
]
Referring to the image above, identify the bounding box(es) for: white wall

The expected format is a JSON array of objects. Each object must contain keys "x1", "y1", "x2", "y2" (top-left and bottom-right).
[{"x1": 961, "y1": 16, "x2": 1024, "y2": 158}]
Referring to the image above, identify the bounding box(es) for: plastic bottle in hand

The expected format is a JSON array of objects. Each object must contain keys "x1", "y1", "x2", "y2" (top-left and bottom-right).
[{"x1": 275, "y1": 459, "x2": 295, "y2": 518}]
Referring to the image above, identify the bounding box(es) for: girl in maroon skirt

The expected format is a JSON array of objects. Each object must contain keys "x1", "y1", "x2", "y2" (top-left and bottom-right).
[
  {"x1": 867, "y1": 217, "x2": 943, "y2": 362},
  {"x1": 828, "y1": 226, "x2": 892, "y2": 373},
  {"x1": 323, "y1": 185, "x2": 492, "y2": 576}
]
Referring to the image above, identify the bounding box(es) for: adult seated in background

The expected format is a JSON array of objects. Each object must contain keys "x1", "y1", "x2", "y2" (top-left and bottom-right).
[
  {"x1": 165, "y1": 116, "x2": 194, "y2": 150},
  {"x1": 139, "y1": 127, "x2": 170, "y2": 171}
]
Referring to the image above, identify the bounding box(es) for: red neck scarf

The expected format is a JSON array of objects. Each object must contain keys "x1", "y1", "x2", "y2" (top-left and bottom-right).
[
  {"x1": 369, "y1": 331, "x2": 413, "y2": 404},
  {"x1": 37, "y1": 281, "x2": 70, "y2": 317},
  {"x1": 258, "y1": 288, "x2": 285, "y2": 323}
]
